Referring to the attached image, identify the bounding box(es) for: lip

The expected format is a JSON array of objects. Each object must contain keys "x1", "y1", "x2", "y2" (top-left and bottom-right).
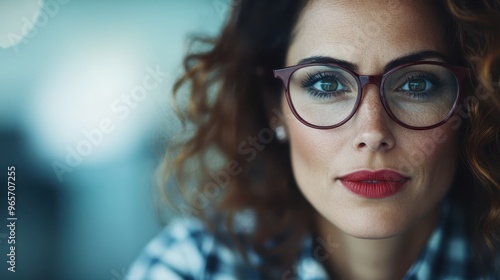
[{"x1": 337, "y1": 170, "x2": 409, "y2": 199}]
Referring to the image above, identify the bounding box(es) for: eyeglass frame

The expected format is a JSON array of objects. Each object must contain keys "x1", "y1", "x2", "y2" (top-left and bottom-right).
[{"x1": 273, "y1": 61, "x2": 470, "y2": 130}]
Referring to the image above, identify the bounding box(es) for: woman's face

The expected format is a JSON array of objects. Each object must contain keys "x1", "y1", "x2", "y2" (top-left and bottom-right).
[{"x1": 283, "y1": 0, "x2": 459, "y2": 238}]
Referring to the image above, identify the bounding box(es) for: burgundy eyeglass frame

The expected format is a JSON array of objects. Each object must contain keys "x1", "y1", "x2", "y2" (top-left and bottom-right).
[{"x1": 273, "y1": 61, "x2": 470, "y2": 130}]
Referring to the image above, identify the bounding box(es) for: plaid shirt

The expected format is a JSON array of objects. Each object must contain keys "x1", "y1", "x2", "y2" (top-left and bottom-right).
[{"x1": 128, "y1": 199, "x2": 498, "y2": 279}]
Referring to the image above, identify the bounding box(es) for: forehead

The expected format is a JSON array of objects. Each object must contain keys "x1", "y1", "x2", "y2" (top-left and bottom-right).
[{"x1": 286, "y1": 0, "x2": 448, "y2": 68}]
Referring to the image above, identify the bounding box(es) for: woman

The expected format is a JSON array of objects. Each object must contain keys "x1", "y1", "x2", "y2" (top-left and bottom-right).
[{"x1": 129, "y1": 0, "x2": 500, "y2": 279}]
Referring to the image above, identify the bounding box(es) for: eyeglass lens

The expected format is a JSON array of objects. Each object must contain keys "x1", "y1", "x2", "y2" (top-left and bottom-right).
[{"x1": 288, "y1": 64, "x2": 458, "y2": 128}]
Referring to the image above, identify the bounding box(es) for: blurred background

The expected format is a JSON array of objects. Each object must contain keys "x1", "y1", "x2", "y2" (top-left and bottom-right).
[{"x1": 0, "y1": 0, "x2": 227, "y2": 279}]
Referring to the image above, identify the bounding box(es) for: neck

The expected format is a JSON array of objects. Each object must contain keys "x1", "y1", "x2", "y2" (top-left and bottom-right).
[{"x1": 314, "y1": 207, "x2": 440, "y2": 280}]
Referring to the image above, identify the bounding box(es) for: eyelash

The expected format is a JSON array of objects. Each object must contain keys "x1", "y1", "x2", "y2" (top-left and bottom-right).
[
  {"x1": 301, "y1": 72, "x2": 349, "y2": 98},
  {"x1": 301, "y1": 72, "x2": 342, "y2": 87},
  {"x1": 397, "y1": 73, "x2": 442, "y2": 97}
]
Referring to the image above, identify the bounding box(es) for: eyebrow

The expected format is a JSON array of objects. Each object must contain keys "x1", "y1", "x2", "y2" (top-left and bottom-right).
[
  {"x1": 297, "y1": 56, "x2": 358, "y2": 71},
  {"x1": 296, "y1": 50, "x2": 450, "y2": 73},
  {"x1": 383, "y1": 51, "x2": 450, "y2": 72}
]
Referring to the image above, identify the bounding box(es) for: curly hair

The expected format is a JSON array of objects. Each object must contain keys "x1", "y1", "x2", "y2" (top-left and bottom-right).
[
  {"x1": 157, "y1": 0, "x2": 500, "y2": 275},
  {"x1": 446, "y1": 0, "x2": 500, "y2": 264}
]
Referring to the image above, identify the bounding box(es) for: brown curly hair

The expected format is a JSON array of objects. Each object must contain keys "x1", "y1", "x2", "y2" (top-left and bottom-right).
[{"x1": 157, "y1": 0, "x2": 500, "y2": 275}]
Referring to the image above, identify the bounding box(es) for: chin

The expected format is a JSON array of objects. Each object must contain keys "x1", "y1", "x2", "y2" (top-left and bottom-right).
[
  {"x1": 346, "y1": 227, "x2": 404, "y2": 240},
  {"x1": 341, "y1": 223, "x2": 405, "y2": 239},
  {"x1": 336, "y1": 211, "x2": 413, "y2": 240}
]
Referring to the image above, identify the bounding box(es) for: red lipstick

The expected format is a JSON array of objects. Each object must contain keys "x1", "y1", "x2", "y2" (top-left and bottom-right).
[{"x1": 338, "y1": 170, "x2": 409, "y2": 198}]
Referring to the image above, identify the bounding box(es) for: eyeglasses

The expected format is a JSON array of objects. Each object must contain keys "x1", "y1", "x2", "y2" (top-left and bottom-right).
[{"x1": 273, "y1": 61, "x2": 469, "y2": 130}]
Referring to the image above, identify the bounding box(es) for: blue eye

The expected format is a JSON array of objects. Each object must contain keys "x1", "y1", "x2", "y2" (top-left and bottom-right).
[
  {"x1": 302, "y1": 72, "x2": 350, "y2": 99},
  {"x1": 400, "y1": 78, "x2": 433, "y2": 92},
  {"x1": 393, "y1": 73, "x2": 444, "y2": 101},
  {"x1": 312, "y1": 77, "x2": 346, "y2": 92}
]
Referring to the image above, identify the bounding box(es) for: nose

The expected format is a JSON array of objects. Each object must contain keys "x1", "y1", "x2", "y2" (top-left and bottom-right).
[{"x1": 352, "y1": 84, "x2": 395, "y2": 152}]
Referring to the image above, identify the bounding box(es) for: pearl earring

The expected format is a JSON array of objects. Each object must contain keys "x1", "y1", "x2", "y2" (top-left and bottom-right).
[{"x1": 275, "y1": 125, "x2": 287, "y2": 141}]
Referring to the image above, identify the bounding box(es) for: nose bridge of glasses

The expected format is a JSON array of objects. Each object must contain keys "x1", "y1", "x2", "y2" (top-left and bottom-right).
[
  {"x1": 358, "y1": 75, "x2": 383, "y2": 91},
  {"x1": 356, "y1": 74, "x2": 387, "y2": 120}
]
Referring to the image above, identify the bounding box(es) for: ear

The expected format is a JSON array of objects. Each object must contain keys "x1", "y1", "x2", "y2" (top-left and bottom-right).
[{"x1": 260, "y1": 69, "x2": 289, "y2": 140}]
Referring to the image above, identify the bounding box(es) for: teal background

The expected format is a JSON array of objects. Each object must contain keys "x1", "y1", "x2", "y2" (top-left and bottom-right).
[{"x1": 0, "y1": 0, "x2": 228, "y2": 279}]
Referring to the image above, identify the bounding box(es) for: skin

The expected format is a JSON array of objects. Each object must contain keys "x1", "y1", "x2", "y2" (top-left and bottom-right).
[{"x1": 281, "y1": 0, "x2": 459, "y2": 278}]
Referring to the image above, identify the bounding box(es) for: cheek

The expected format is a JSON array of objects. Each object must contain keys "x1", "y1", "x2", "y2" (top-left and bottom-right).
[
  {"x1": 390, "y1": 123, "x2": 460, "y2": 221},
  {"x1": 282, "y1": 101, "x2": 347, "y2": 191},
  {"x1": 401, "y1": 124, "x2": 459, "y2": 184},
  {"x1": 428, "y1": 128, "x2": 459, "y2": 191},
  {"x1": 289, "y1": 126, "x2": 329, "y2": 184}
]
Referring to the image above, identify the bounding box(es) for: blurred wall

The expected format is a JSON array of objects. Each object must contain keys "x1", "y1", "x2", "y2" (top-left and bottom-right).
[{"x1": 0, "y1": 0, "x2": 227, "y2": 279}]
